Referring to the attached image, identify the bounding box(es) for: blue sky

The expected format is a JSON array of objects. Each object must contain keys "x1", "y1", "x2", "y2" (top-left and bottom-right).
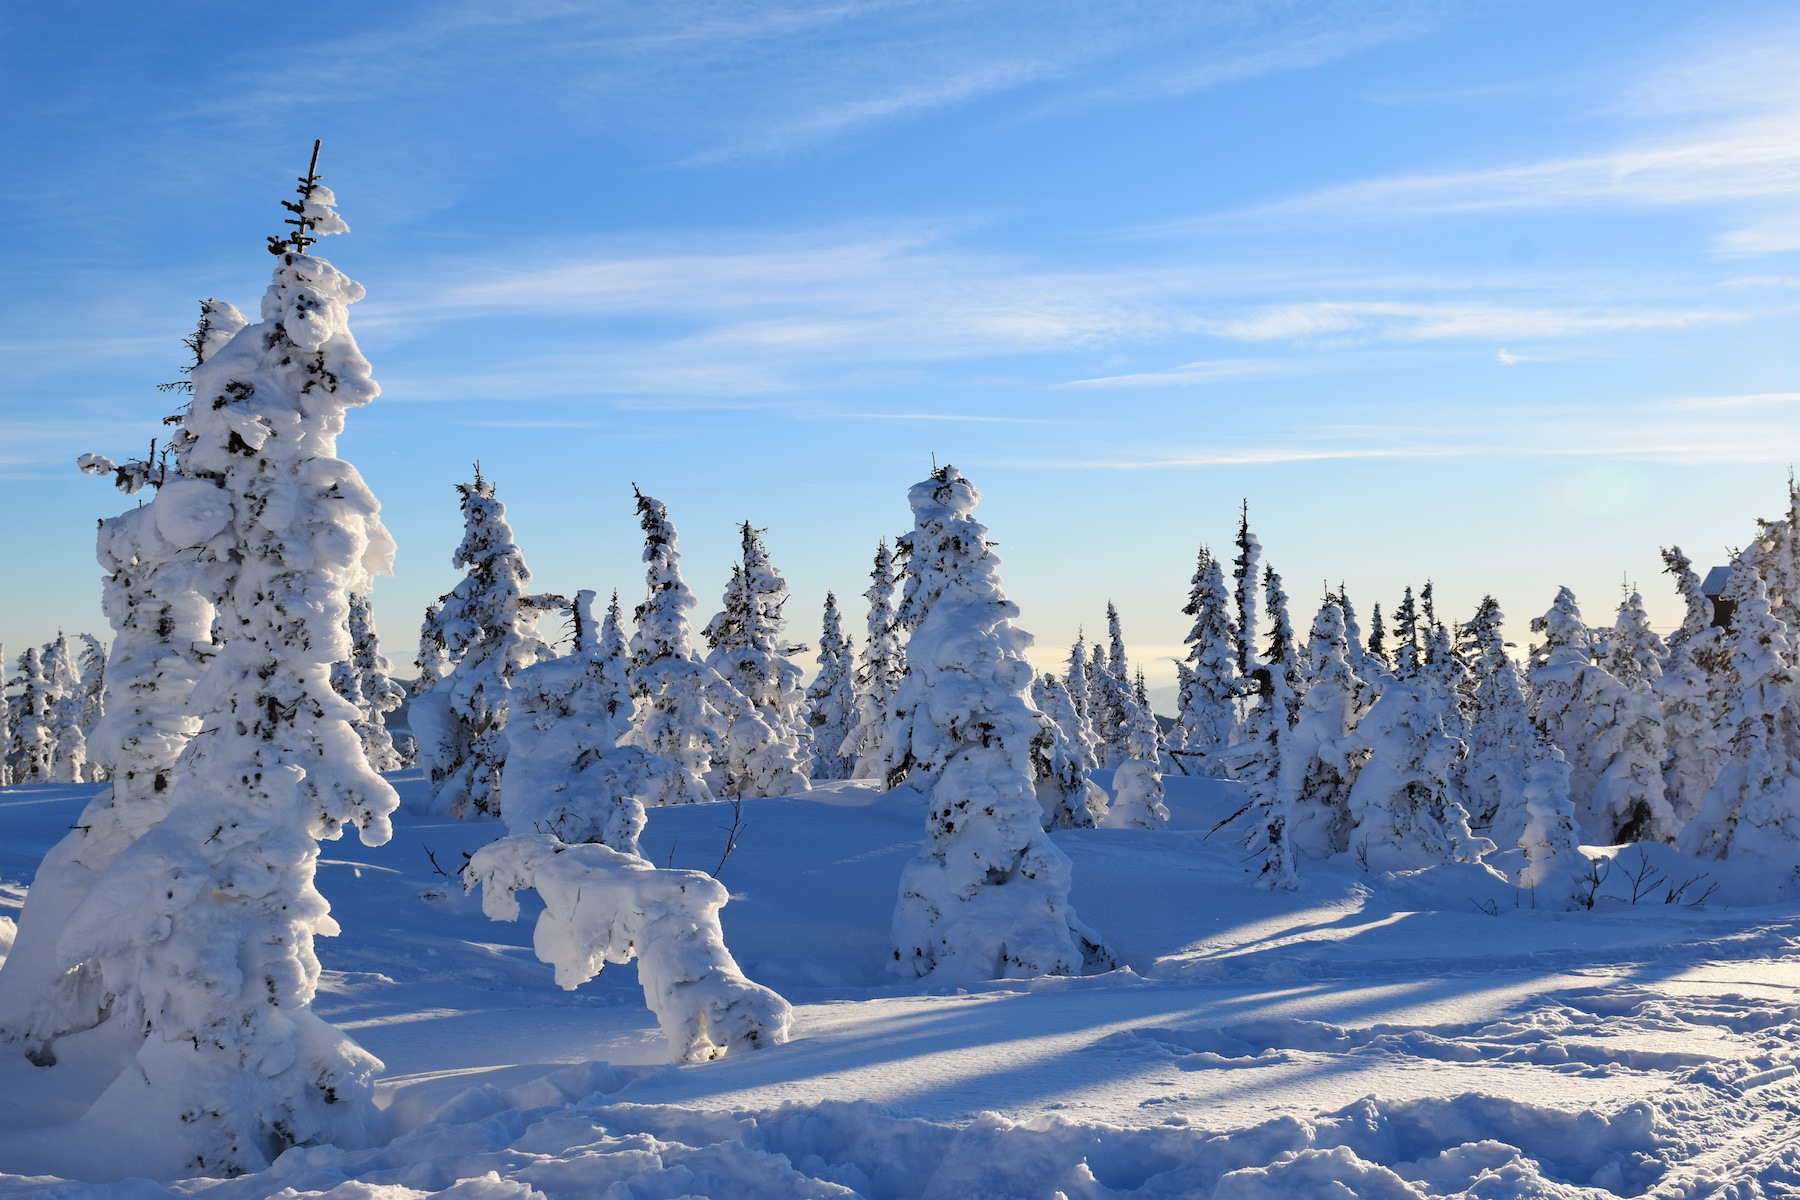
[{"x1": 4, "y1": 1, "x2": 1799, "y2": 698}]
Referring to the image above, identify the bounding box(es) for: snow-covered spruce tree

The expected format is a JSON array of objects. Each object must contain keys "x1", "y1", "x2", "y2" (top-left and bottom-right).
[
  {"x1": 0, "y1": 301, "x2": 248, "y2": 1063},
  {"x1": 0, "y1": 643, "x2": 8, "y2": 786},
  {"x1": 702, "y1": 522, "x2": 811, "y2": 798},
  {"x1": 843, "y1": 538, "x2": 907, "y2": 781},
  {"x1": 804, "y1": 591, "x2": 857, "y2": 782},
  {"x1": 1745, "y1": 475, "x2": 1800, "y2": 632},
  {"x1": 41, "y1": 634, "x2": 88, "y2": 783},
  {"x1": 1338, "y1": 586, "x2": 1372, "y2": 682},
  {"x1": 6, "y1": 648, "x2": 54, "y2": 784},
  {"x1": 625, "y1": 488, "x2": 728, "y2": 807},
  {"x1": 330, "y1": 591, "x2": 406, "y2": 773},
  {"x1": 1457, "y1": 597, "x2": 1539, "y2": 847},
  {"x1": 1680, "y1": 578, "x2": 1800, "y2": 867},
  {"x1": 1344, "y1": 673, "x2": 1491, "y2": 872},
  {"x1": 1030, "y1": 673, "x2": 1106, "y2": 829},
  {"x1": 883, "y1": 465, "x2": 1113, "y2": 981},
  {"x1": 1082, "y1": 603, "x2": 1134, "y2": 766},
  {"x1": 55, "y1": 156, "x2": 400, "y2": 1175},
  {"x1": 1223, "y1": 565, "x2": 1303, "y2": 886},
  {"x1": 1231, "y1": 500, "x2": 1261, "y2": 682},
  {"x1": 1284, "y1": 594, "x2": 1365, "y2": 860},
  {"x1": 1658, "y1": 550, "x2": 1728, "y2": 825},
  {"x1": 1175, "y1": 544, "x2": 1238, "y2": 775},
  {"x1": 1606, "y1": 590, "x2": 1664, "y2": 690},
  {"x1": 1062, "y1": 635, "x2": 1103, "y2": 769},
  {"x1": 75, "y1": 634, "x2": 107, "y2": 780},
  {"x1": 410, "y1": 469, "x2": 561, "y2": 818},
  {"x1": 1518, "y1": 746, "x2": 1589, "y2": 909},
  {"x1": 1365, "y1": 601, "x2": 1391, "y2": 678},
  {"x1": 412, "y1": 600, "x2": 452, "y2": 696},
  {"x1": 1529, "y1": 587, "x2": 1678, "y2": 845},
  {"x1": 1106, "y1": 669, "x2": 1168, "y2": 831},
  {"x1": 1390, "y1": 586, "x2": 1424, "y2": 681}
]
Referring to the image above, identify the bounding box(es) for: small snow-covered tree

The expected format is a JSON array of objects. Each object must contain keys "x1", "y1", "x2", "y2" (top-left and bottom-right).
[
  {"x1": 883, "y1": 466, "x2": 1113, "y2": 981},
  {"x1": 1175, "y1": 544, "x2": 1237, "y2": 775},
  {"x1": 74, "y1": 634, "x2": 107, "y2": 781},
  {"x1": 1224, "y1": 565, "x2": 1302, "y2": 886},
  {"x1": 412, "y1": 600, "x2": 451, "y2": 696},
  {"x1": 843, "y1": 539, "x2": 907, "y2": 781},
  {"x1": 702, "y1": 522, "x2": 811, "y2": 798},
  {"x1": 1658, "y1": 547, "x2": 1728, "y2": 824},
  {"x1": 626, "y1": 488, "x2": 728, "y2": 806},
  {"x1": 331, "y1": 592, "x2": 406, "y2": 773},
  {"x1": 411, "y1": 470, "x2": 561, "y2": 818},
  {"x1": 1107, "y1": 670, "x2": 1168, "y2": 831},
  {"x1": 1030, "y1": 673, "x2": 1106, "y2": 829},
  {"x1": 1365, "y1": 601, "x2": 1391, "y2": 678},
  {"x1": 0, "y1": 643, "x2": 8, "y2": 786},
  {"x1": 1518, "y1": 746, "x2": 1588, "y2": 909},
  {"x1": 41, "y1": 634, "x2": 88, "y2": 783},
  {"x1": 1284, "y1": 595, "x2": 1365, "y2": 860},
  {"x1": 55, "y1": 155, "x2": 400, "y2": 1175},
  {"x1": 1606, "y1": 591, "x2": 1664, "y2": 689},
  {"x1": 1338, "y1": 586, "x2": 1373, "y2": 682},
  {"x1": 1458, "y1": 597, "x2": 1538, "y2": 848},
  {"x1": 1680, "y1": 578, "x2": 1800, "y2": 866},
  {"x1": 1530, "y1": 588, "x2": 1678, "y2": 844},
  {"x1": 1345, "y1": 677, "x2": 1491, "y2": 872},
  {"x1": 6, "y1": 648, "x2": 54, "y2": 784},
  {"x1": 804, "y1": 591, "x2": 857, "y2": 782},
  {"x1": 1062, "y1": 636, "x2": 1103, "y2": 769}
]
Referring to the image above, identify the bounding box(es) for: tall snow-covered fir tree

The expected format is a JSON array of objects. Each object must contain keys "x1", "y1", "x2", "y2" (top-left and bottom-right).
[
  {"x1": 331, "y1": 591, "x2": 406, "y2": 773},
  {"x1": 1231, "y1": 501, "x2": 1261, "y2": 683},
  {"x1": 803, "y1": 591, "x2": 857, "y2": 782},
  {"x1": 1529, "y1": 587, "x2": 1678, "y2": 844},
  {"x1": 1457, "y1": 597, "x2": 1540, "y2": 848},
  {"x1": 411, "y1": 470, "x2": 560, "y2": 819},
  {"x1": 883, "y1": 466, "x2": 1112, "y2": 982},
  {"x1": 1175, "y1": 544, "x2": 1238, "y2": 776},
  {"x1": 0, "y1": 643, "x2": 8, "y2": 786},
  {"x1": 1365, "y1": 601, "x2": 1391, "y2": 677},
  {"x1": 625, "y1": 488, "x2": 728, "y2": 807},
  {"x1": 1284, "y1": 594, "x2": 1366, "y2": 860},
  {"x1": 702, "y1": 522, "x2": 811, "y2": 798},
  {"x1": 1086, "y1": 602, "x2": 1136, "y2": 767},
  {"x1": 1225, "y1": 564, "x2": 1303, "y2": 886},
  {"x1": 843, "y1": 538, "x2": 907, "y2": 781},
  {"x1": 1680, "y1": 577, "x2": 1800, "y2": 868},
  {"x1": 1606, "y1": 591, "x2": 1664, "y2": 690},
  {"x1": 1658, "y1": 546, "x2": 1728, "y2": 824},
  {"x1": 52, "y1": 154, "x2": 401, "y2": 1175},
  {"x1": 0, "y1": 299, "x2": 248, "y2": 1064}
]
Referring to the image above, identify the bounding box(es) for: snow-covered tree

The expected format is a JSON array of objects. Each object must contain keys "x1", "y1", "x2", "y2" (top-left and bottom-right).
[
  {"x1": 1107, "y1": 670, "x2": 1168, "y2": 831},
  {"x1": 1085, "y1": 602, "x2": 1138, "y2": 767},
  {"x1": 626, "y1": 488, "x2": 728, "y2": 807},
  {"x1": 1680, "y1": 578, "x2": 1800, "y2": 867},
  {"x1": 1458, "y1": 597, "x2": 1539, "y2": 848},
  {"x1": 1518, "y1": 746, "x2": 1588, "y2": 909},
  {"x1": 74, "y1": 634, "x2": 107, "y2": 780},
  {"x1": 6, "y1": 648, "x2": 54, "y2": 784},
  {"x1": 804, "y1": 591, "x2": 857, "y2": 782},
  {"x1": 883, "y1": 466, "x2": 1113, "y2": 981},
  {"x1": 1606, "y1": 591, "x2": 1664, "y2": 689},
  {"x1": 1224, "y1": 565, "x2": 1302, "y2": 886},
  {"x1": 1365, "y1": 601, "x2": 1391, "y2": 677},
  {"x1": 1175, "y1": 544, "x2": 1237, "y2": 775},
  {"x1": 1339, "y1": 586, "x2": 1372, "y2": 682},
  {"x1": 53, "y1": 157, "x2": 400, "y2": 1175},
  {"x1": 1530, "y1": 588, "x2": 1678, "y2": 845},
  {"x1": 1284, "y1": 595, "x2": 1365, "y2": 860},
  {"x1": 843, "y1": 539, "x2": 907, "y2": 781},
  {"x1": 1062, "y1": 636, "x2": 1103, "y2": 769},
  {"x1": 1658, "y1": 547, "x2": 1728, "y2": 824},
  {"x1": 40, "y1": 634, "x2": 88, "y2": 783},
  {"x1": 1030, "y1": 673, "x2": 1106, "y2": 829},
  {"x1": 412, "y1": 601, "x2": 451, "y2": 696},
  {"x1": 331, "y1": 592, "x2": 406, "y2": 773},
  {"x1": 0, "y1": 643, "x2": 8, "y2": 786},
  {"x1": 1390, "y1": 586, "x2": 1423, "y2": 680},
  {"x1": 0, "y1": 300, "x2": 248, "y2": 1064},
  {"x1": 702, "y1": 523, "x2": 811, "y2": 798},
  {"x1": 1232, "y1": 501, "x2": 1261, "y2": 681},
  {"x1": 1345, "y1": 677, "x2": 1491, "y2": 872},
  {"x1": 411, "y1": 470, "x2": 560, "y2": 819}
]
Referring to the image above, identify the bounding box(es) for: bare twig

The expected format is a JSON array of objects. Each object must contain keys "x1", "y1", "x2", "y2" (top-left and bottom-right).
[{"x1": 712, "y1": 796, "x2": 745, "y2": 879}]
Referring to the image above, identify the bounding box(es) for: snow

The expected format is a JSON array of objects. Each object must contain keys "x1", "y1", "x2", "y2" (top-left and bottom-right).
[{"x1": 5, "y1": 769, "x2": 1800, "y2": 1195}]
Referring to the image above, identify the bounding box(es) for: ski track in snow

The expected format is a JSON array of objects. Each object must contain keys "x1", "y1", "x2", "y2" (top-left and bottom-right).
[{"x1": 2, "y1": 774, "x2": 1799, "y2": 1197}]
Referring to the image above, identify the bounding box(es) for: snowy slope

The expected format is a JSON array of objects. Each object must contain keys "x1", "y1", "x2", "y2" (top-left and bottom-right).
[{"x1": 2, "y1": 773, "x2": 1799, "y2": 1196}]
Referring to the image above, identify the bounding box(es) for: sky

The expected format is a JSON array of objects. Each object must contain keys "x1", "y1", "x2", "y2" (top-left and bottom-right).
[{"x1": 4, "y1": 0, "x2": 1799, "y2": 702}]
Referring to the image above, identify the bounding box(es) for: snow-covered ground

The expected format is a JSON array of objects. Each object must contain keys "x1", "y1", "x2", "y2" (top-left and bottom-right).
[{"x1": 2, "y1": 771, "x2": 1797, "y2": 1197}]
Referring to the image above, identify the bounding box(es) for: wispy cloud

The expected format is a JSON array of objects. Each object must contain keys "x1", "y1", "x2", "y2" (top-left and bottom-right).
[{"x1": 1060, "y1": 359, "x2": 1299, "y2": 388}]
